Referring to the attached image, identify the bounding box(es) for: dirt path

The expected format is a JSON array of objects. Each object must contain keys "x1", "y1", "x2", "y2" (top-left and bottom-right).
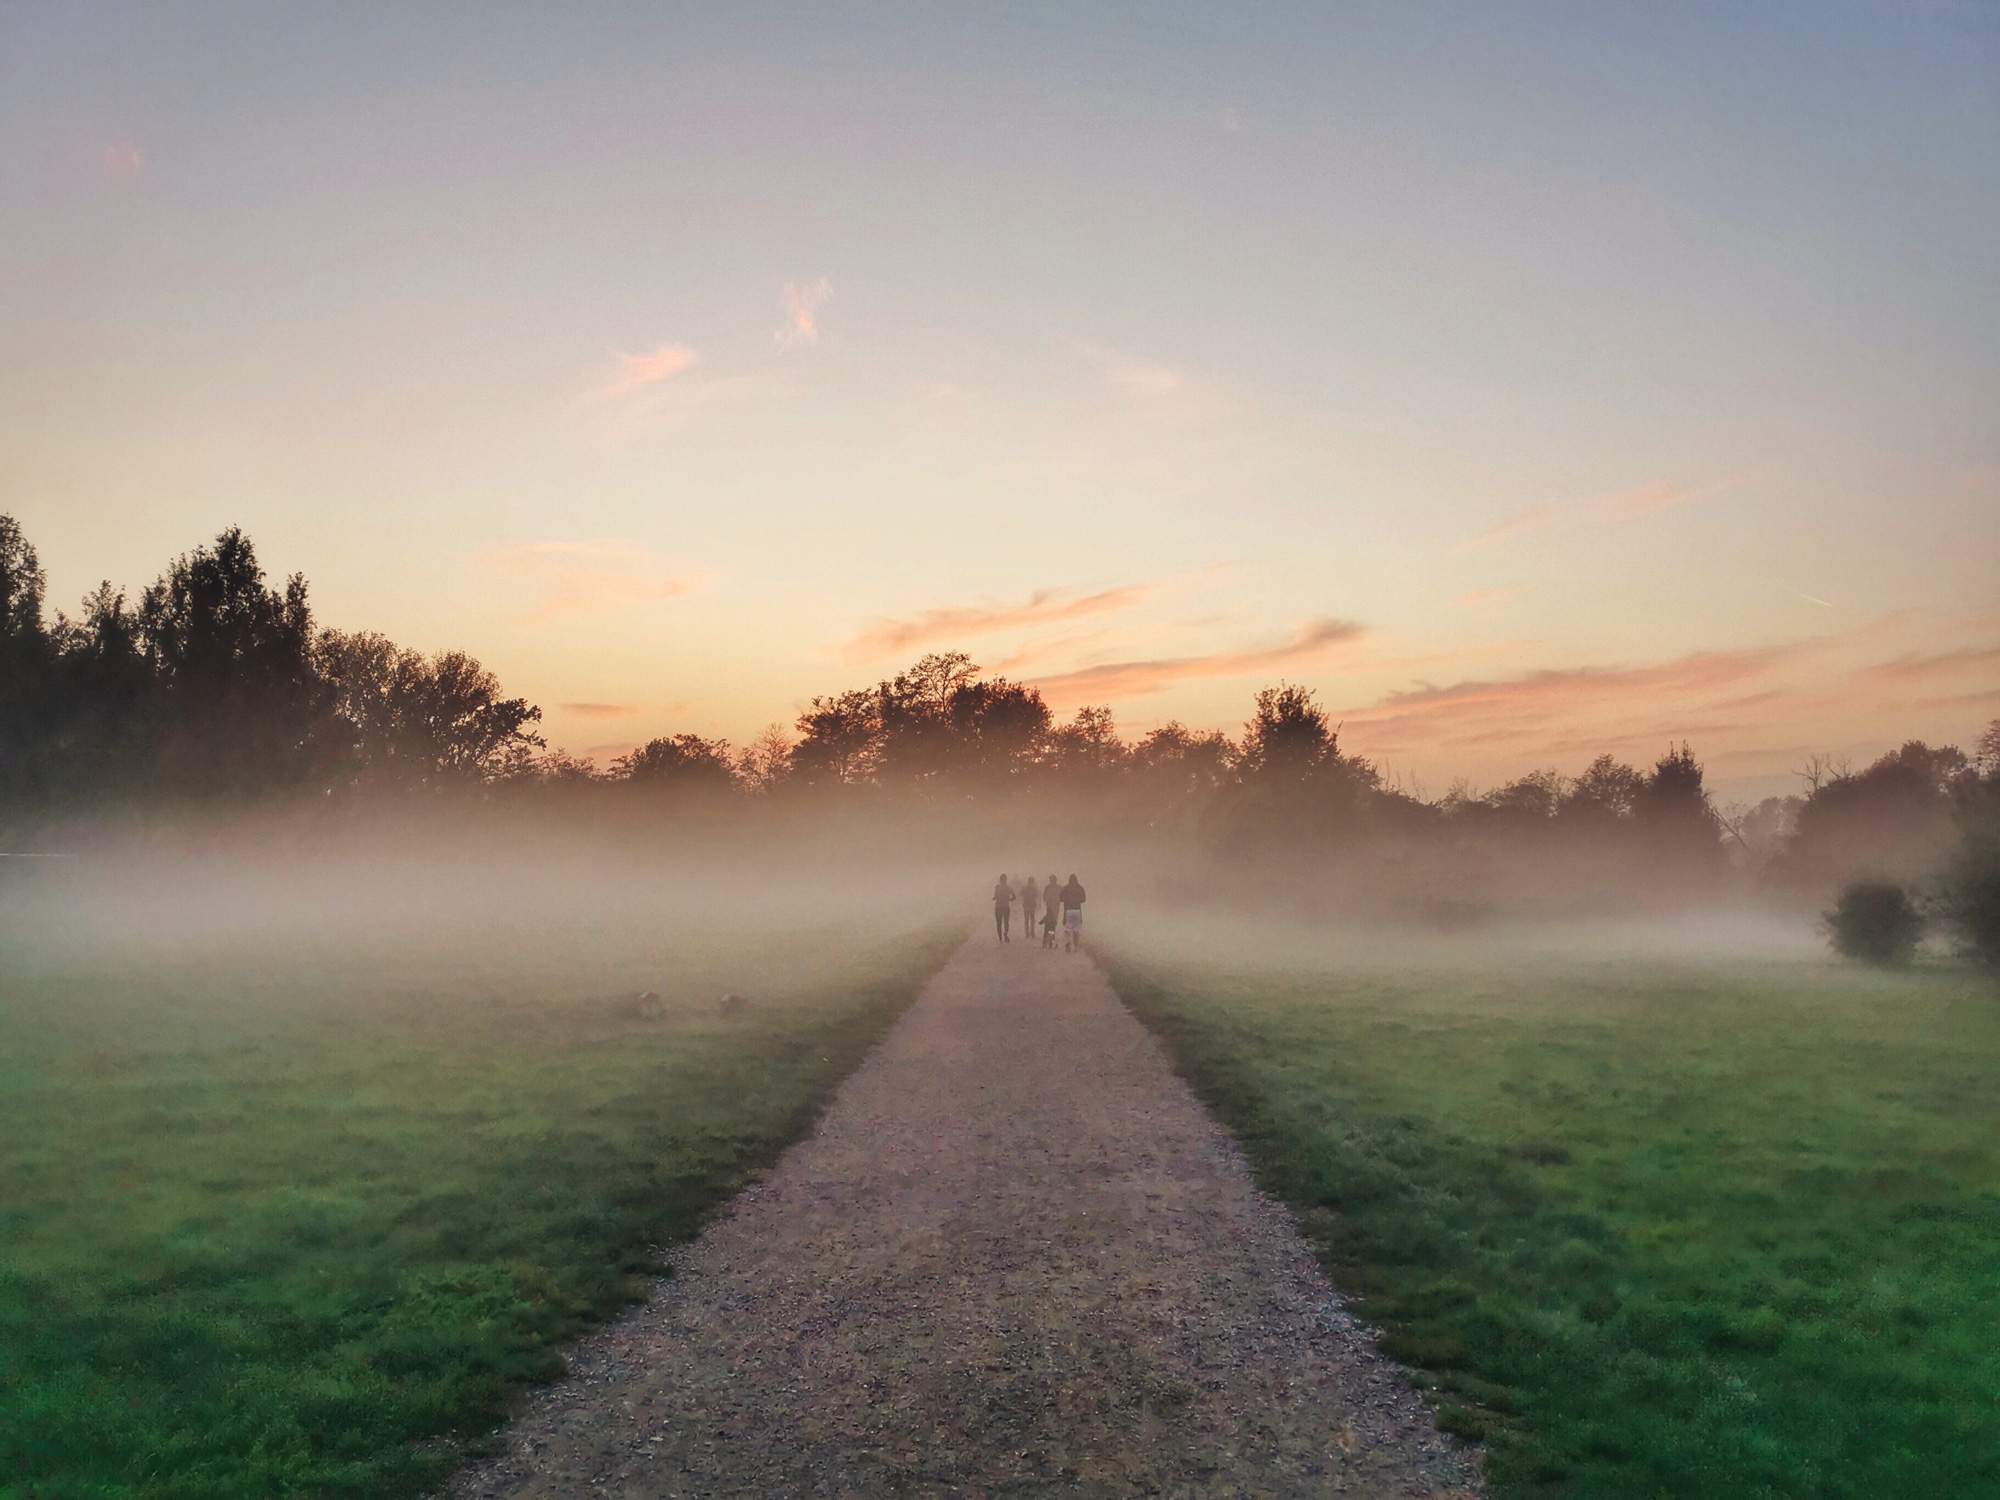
[{"x1": 453, "y1": 935, "x2": 1483, "y2": 1499}]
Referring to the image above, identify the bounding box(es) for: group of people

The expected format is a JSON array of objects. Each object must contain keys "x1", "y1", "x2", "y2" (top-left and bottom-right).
[{"x1": 993, "y1": 873, "x2": 1086, "y2": 950}]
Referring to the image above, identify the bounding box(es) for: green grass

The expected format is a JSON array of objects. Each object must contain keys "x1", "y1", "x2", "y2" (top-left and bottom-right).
[
  {"x1": 1101, "y1": 913, "x2": 2000, "y2": 1499},
  {"x1": 0, "y1": 903, "x2": 959, "y2": 1500}
]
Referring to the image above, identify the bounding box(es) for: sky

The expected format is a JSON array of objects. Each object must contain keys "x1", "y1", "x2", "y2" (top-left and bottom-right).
[{"x1": 2, "y1": 0, "x2": 1996, "y2": 798}]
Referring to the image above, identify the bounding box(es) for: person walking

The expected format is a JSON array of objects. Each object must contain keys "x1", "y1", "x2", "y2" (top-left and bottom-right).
[
  {"x1": 1041, "y1": 874, "x2": 1061, "y2": 948},
  {"x1": 992, "y1": 874, "x2": 1015, "y2": 942},
  {"x1": 1060, "y1": 873, "x2": 1086, "y2": 952},
  {"x1": 1014, "y1": 874, "x2": 1038, "y2": 934}
]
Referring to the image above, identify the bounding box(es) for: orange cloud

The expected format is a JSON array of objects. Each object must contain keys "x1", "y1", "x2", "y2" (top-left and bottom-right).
[
  {"x1": 1030, "y1": 618, "x2": 1366, "y2": 704},
  {"x1": 843, "y1": 585, "x2": 1156, "y2": 663},
  {"x1": 777, "y1": 279, "x2": 831, "y2": 348},
  {"x1": 598, "y1": 344, "x2": 697, "y2": 400},
  {"x1": 1346, "y1": 644, "x2": 1807, "y2": 753},
  {"x1": 485, "y1": 542, "x2": 701, "y2": 624},
  {"x1": 1463, "y1": 478, "x2": 1720, "y2": 551},
  {"x1": 1336, "y1": 612, "x2": 2000, "y2": 779}
]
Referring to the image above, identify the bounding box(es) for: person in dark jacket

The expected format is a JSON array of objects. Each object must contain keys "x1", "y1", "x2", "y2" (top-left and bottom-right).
[
  {"x1": 1059, "y1": 874, "x2": 1086, "y2": 952},
  {"x1": 992, "y1": 874, "x2": 1015, "y2": 942}
]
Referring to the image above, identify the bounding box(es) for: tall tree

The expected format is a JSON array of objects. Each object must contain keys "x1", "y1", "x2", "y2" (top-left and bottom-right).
[
  {"x1": 136, "y1": 528, "x2": 334, "y2": 796},
  {"x1": 1237, "y1": 684, "x2": 1334, "y2": 784},
  {"x1": 0, "y1": 515, "x2": 51, "y2": 812},
  {"x1": 1634, "y1": 742, "x2": 1724, "y2": 872},
  {"x1": 876, "y1": 652, "x2": 979, "y2": 783}
]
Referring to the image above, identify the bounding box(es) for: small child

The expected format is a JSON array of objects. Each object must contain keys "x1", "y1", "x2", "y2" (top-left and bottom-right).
[{"x1": 1041, "y1": 906, "x2": 1059, "y2": 948}]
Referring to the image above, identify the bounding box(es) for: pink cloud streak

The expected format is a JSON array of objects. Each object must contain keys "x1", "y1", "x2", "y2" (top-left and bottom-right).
[
  {"x1": 843, "y1": 584, "x2": 1156, "y2": 664},
  {"x1": 1030, "y1": 618, "x2": 1366, "y2": 704}
]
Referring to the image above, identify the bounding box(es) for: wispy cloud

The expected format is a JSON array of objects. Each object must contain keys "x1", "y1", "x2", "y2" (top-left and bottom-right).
[
  {"x1": 485, "y1": 542, "x2": 702, "y2": 624},
  {"x1": 1373, "y1": 647, "x2": 1791, "y2": 714},
  {"x1": 597, "y1": 343, "x2": 697, "y2": 400},
  {"x1": 557, "y1": 702, "x2": 645, "y2": 720},
  {"x1": 1463, "y1": 479, "x2": 1722, "y2": 551},
  {"x1": 1859, "y1": 644, "x2": 2000, "y2": 682},
  {"x1": 777, "y1": 279, "x2": 832, "y2": 348},
  {"x1": 842, "y1": 584, "x2": 1157, "y2": 664},
  {"x1": 1337, "y1": 610, "x2": 2000, "y2": 770},
  {"x1": 1030, "y1": 618, "x2": 1366, "y2": 704}
]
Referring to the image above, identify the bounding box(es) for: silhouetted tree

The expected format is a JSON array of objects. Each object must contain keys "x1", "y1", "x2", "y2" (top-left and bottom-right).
[
  {"x1": 875, "y1": 652, "x2": 980, "y2": 784},
  {"x1": 1038, "y1": 704, "x2": 1121, "y2": 781},
  {"x1": 1125, "y1": 722, "x2": 1235, "y2": 825},
  {"x1": 1559, "y1": 754, "x2": 1645, "y2": 824},
  {"x1": 792, "y1": 688, "x2": 880, "y2": 786},
  {"x1": 316, "y1": 630, "x2": 545, "y2": 792},
  {"x1": 947, "y1": 678, "x2": 1051, "y2": 784},
  {"x1": 1778, "y1": 740, "x2": 1970, "y2": 888},
  {"x1": 0, "y1": 517, "x2": 52, "y2": 812},
  {"x1": 1221, "y1": 684, "x2": 1380, "y2": 847},
  {"x1": 790, "y1": 654, "x2": 1049, "y2": 792},
  {"x1": 617, "y1": 734, "x2": 737, "y2": 796},
  {"x1": 1633, "y1": 742, "x2": 1723, "y2": 872},
  {"x1": 1238, "y1": 684, "x2": 1332, "y2": 784},
  {"x1": 48, "y1": 583, "x2": 154, "y2": 801},
  {"x1": 1722, "y1": 793, "x2": 1801, "y2": 871},
  {"x1": 1939, "y1": 721, "x2": 2000, "y2": 967},
  {"x1": 134, "y1": 528, "x2": 337, "y2": 797},
  {"x1": 1491, "y1": 768, "x2": 1567, "y2": 822},
  {"x1": 734, "y1": 725, "x2": 795, "y2": 795}
]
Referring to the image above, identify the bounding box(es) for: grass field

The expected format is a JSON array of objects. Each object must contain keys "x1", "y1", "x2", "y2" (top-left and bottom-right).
[
  {"x1": 1102, "y1": 909, "x2": 2000, "y2": 1499},
  {"x1": 0, "y1": 862, "x2": 958, "y2": 1500}
]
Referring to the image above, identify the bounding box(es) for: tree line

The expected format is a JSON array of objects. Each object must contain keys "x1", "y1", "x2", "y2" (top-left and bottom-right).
[
  {"x1": 2, "y1": 517, "x2": 1994, "y2": 955},
  {"x1": 0, "y1": 518, "x2": 543, "y2": 812}
]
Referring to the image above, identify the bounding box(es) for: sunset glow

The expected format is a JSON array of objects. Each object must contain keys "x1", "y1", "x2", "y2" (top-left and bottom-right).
[{"x1": 4, "y1": 3, "x2": 1994, "y2": 793}]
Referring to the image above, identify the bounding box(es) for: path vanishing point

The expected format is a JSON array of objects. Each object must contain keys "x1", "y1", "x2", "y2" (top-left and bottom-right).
[{"x1": 453, "y1": 935, "x2": 1484, "y2": 1499}]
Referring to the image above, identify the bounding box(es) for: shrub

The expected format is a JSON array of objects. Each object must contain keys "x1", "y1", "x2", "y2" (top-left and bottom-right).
[{"x1": 1824, "y1": 880, "x2": 1924, "y2": 966}]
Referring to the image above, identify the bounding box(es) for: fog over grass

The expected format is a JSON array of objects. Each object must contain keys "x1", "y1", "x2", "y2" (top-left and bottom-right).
[{"x1": 0, "y1": 833, "x2": 964, "y2": 1500}]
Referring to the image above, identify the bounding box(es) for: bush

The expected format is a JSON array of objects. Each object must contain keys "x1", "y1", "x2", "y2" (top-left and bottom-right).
[{"x1": 1824, "y1": 880, "x2": 1924, "y2": 966}]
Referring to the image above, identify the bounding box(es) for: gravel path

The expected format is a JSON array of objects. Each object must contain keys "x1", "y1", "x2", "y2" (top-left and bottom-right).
[{"x1": 453, "y1": 934, "x2": 1484, "y2": 1499}]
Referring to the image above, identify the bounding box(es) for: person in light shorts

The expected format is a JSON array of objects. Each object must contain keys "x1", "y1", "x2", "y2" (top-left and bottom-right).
[{"x1": 1059, "y1": 873, "x2": 1086, "y2": 952}]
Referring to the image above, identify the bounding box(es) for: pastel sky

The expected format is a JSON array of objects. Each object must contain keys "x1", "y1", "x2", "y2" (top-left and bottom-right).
[{"x1": 3, "y1": 2, "x2": 1996, "y2": 798}]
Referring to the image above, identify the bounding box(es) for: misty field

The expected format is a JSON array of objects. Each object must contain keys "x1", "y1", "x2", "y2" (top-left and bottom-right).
[
  {"x1": 0, "y1": 859, "x2": 956, "y2": 1500},
  {"x1": 1104, "y1": 913, "x2": 2000, "y2": 1500}
]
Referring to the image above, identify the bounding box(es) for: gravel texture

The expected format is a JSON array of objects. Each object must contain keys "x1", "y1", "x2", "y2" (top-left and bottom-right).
[{"x1": 452, "y1": 934, "x2": 1484, "y2": 1499}]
